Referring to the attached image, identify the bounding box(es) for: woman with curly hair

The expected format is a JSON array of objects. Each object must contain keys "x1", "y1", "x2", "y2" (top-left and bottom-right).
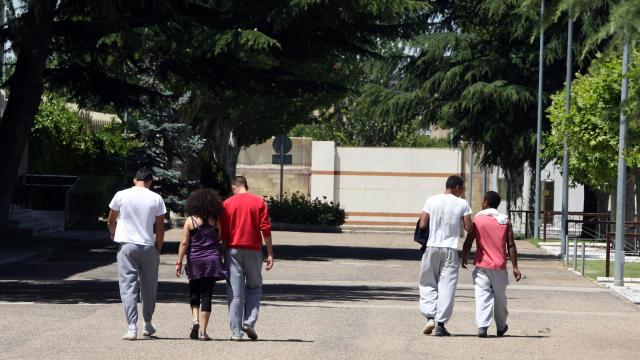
[{"x1": 175, "y1": 188, "x2": 227, "y2": 341}]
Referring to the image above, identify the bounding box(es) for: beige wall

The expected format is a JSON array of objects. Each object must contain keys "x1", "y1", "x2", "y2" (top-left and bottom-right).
[
  {"x1": 326, "y1": 146, "x2": 464, "y2": 228},
  {"x1": 237, "y1": 137, "x2": 312, "y2": 198},
  {"x1": 240, "y1": 138, "x2": 491, "y2": 229}
]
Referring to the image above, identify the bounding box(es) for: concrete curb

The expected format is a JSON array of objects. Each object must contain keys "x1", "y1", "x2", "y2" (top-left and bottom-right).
[
  {"x1": 536, "y1": 242, "x2": 640, "y2": 305},
  {"x1": 271, "y1": 222, "x2": 342, "y2": 233},
  {"x1": 597, "y1": 283, "x2": 640, "y2": 304}
]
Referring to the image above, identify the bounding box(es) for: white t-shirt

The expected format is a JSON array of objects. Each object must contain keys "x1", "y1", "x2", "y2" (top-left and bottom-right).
[
  {"x1": 422, "y1": 193, "x2": 472, "y2": 249},
  {"x1": 109, "y1": 187, "x2": 166, "y2": 246}
]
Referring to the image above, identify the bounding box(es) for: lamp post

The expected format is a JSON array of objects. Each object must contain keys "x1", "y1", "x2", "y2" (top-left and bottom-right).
[
  {"x1": 534, "y1": 0, "x2": 546, "y2": 239},
  {"x1": 561, "y1": 13, "x2": 573, "y2": 261},
  {"x1": 614, "y1": 39, "x2": 631, "y2": 287}
]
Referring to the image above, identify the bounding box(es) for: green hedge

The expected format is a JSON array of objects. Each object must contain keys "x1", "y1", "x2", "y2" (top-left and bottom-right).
[
  {"x1": 265, "y1": 193, "x2": 345, "y2": 227},
  {"x1": 66, "y1": 175, "x2": 121, "y2": 230}
]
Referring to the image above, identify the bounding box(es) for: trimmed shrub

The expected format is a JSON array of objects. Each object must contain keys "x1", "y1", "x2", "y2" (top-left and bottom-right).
[{"x1": 265, "y1": 193, "x2": 345, "y2": 227}]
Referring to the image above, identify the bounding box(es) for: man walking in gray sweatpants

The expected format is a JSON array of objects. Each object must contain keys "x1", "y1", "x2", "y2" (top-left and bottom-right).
[
  {"x1": 108, "y1": 168, "x2": 166, "y2": 340},
  {"x1": 462, "y1": 191, "x2": 522, "y2": 338},
  {"x1": 221, "y1": 176, "x2": 274, "y2": 341},
  {"x1": 418, "y1": 175, "x2": 472, "y2": 336}
]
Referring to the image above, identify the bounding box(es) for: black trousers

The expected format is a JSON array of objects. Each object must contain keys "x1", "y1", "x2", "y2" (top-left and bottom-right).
[{"x1": 189, "y1": 277, "x2": 216, "y2": 312}]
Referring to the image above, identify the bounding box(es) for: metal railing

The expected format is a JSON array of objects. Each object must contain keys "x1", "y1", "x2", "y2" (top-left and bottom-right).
[
  {"x1": 510, "y1": 210, "x2": 640, "y2": 279},
  {"x1": 510, "y1": 210, "x2": 611, "y2": 241}
]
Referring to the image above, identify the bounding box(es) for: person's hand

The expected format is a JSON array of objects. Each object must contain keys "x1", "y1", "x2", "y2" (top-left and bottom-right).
[
  {"x1": 175, "y1": 262, "x2": 183, "y2": 277},
  {"x1": 265, "y1": 255, "x2": 274, "y2": 271},
  {"x1": 513, "y1": 267, "x2": 522, "y2": 282},
  {"x1": 461, "y1": 253, "x2": 468, "y2": 269}
]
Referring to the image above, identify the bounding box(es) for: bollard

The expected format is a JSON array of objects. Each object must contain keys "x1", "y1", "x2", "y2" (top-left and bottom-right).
[
  {"x1": 581, "y1": 242, "x2": 586, "y2": 276},
  {"x1": 573, "y1": 237, "x2": 578, "y2": 270}
]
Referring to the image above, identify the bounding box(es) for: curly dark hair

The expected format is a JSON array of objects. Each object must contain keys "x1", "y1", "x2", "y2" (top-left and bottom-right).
[{"x1": 185, "y1": 188, "x2": 222, "y2": 221}]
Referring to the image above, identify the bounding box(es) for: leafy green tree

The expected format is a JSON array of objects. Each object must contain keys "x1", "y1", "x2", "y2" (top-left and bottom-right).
[
  {"x1": 0, "y1": 0, "x2": 426, "y2": 234},
  {"x1": 545, "y1": 49, "x2": 640, "y2": 218},
  {"x1": 29, "y1": 95, "x2": 97, "y2": 174},
  {"x1": 545, "y1": 50, "x2": 640, "y2": 192}
]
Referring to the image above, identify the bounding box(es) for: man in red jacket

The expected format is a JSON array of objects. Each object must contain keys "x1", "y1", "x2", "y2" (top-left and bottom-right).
[{"x1": 221, "y1": 176, "x2": 274, "y2": 341}]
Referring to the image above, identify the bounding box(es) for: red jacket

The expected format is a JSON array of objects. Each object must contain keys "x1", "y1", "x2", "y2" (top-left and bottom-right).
[{"x1": 221, "y1": 193, "x2": 272, "y2": 250}]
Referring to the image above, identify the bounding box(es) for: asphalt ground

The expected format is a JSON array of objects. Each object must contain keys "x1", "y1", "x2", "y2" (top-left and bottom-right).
[{"x1": 1, "y1": 230, "x2": 639, "y2": 359}]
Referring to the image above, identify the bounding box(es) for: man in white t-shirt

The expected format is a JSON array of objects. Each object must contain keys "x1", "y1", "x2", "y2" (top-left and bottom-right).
[
  {"x1": 418, "y1": 175, "x2": 472, "y2": 336},
  {"x1": 107, "y1": 168, "x2": 166, "y2": 340}
]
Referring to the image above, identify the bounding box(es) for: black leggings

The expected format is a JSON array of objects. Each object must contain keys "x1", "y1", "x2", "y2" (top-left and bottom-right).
[{"x1": 189, "y1": 277, "x2": 216, "y2": 312}]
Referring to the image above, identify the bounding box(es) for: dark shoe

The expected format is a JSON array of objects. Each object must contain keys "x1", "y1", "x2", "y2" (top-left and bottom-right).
[
  {"x1": 434, "y1": 323, "x2": 451, "y2": 337},
  {"x1": 243, "y1": 324, "x2": 258, "y2": 340},
  {"x1": 190, "y1": 322, "x2": 200, "y2": 340},
  {"x1": 142, "y1": 322, "x2": 156, "y2": 337},
  {"x1": 478, "y1": 327, "x2": 488, "y2": 338},
  {"x1": 497, "y1": 324, "x2": 509, "y2": 337},
  {"x1": 199, "y1": 332, "x2": 211, "y2": 341}
]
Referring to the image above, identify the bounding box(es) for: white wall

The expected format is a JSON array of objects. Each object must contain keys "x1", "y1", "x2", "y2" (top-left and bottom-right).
[
  {"x1": 310, "y1": 141, "x2": 336, "y2": 203},
  {"x1": 312, "y1": 144, "x2": 463, "y2": 228}
]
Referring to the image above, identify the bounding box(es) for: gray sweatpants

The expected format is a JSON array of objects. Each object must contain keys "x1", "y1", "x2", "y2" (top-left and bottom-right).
[
  {"x1": 117, "y1": 243, "x2": 160, "y2": 327},
  {"x1": 419, "y1": 247, "x2": 459, "y2": 323},
  {"x1": 226, "y1": 248, "x2": 263, "y2": 337},
  {"x1": 473, "y1": 267, "x2": 509, "y2": 330}
]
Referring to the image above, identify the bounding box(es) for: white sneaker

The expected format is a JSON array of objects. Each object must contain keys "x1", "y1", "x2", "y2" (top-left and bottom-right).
[
  {"x1": 122, "y1": 330, "x2": 137, "y2": 341},
  {"x1": 422, "y1": 319, "x2": 435, "y2": 335},
  {"x1": 143, "y1": 323, "x2": 156, "y2": 337},
  {"x1": 230, "y1": 334, "x2": 243, "y2": 341},
  {"x1": 242, "y1": 324, "x2": 258, "y2": 340}
]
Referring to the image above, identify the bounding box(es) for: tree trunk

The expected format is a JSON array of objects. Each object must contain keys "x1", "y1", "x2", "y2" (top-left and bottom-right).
[
  {"x1": 0, "y1": 1, "x2": 57, "y2": 235},
  {"x1": 192, "y1": 116, "x2": 239, "y2": 195}
]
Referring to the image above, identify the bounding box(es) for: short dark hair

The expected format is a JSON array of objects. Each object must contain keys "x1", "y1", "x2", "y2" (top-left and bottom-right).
[
  {"x1": 232, "y1": 176, "x2": 248, "y2": 190},
  {"x1": 186, "y1": 188, "x2": 222, "y2": 221},
  {"x1": 135, "y1": 168, "x2": 153, "y2": 182},
  {"x1": 484, "y1": 191, "x2": 501, "y2": 209},
  {"x1": 445, "y1": 175, "x2": 464, "y2": 190}
]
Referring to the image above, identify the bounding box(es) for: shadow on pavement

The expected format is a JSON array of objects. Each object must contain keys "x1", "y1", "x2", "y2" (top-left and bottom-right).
[
  {"x1": 0, "y1": 238, "x2": 118, "y2": 280},
  {"x1": 273, "y1": 245, "x2": 423, "y2": 262},
  {"x1": 0, "y1": 280, "x2": 430, "y2": 304}
]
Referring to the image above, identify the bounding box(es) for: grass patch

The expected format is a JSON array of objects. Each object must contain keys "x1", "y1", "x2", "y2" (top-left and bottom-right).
[
  {"x1": 527, "y1": 238, "x2": 543, "y2": 247},
  {"x1": 578, "y1": 260, "x2": 640, "y2": 281},
  {"x1": 0, "y1": 236, "x2": 75, "y2": 249}
]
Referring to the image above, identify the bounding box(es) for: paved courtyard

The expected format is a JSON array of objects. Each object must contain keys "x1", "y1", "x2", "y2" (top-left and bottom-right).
[{"x1": 1, "y1": 230, "x2": 639, "y2": 359}]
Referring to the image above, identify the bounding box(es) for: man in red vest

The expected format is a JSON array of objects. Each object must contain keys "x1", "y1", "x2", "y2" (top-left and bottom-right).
[
  {"x1": 462, "y1": 191, "x2": 522, "y2": 338},
  {"x1": 221, "y1": 176, "x2": 274, "y2": 341}
]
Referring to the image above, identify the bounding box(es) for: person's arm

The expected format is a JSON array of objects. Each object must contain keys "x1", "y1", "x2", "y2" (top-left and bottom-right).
[
  {"x1": 260, "y1": 202, "x2": 274, "y2": 270},
  {"x1": 107, "y1": 209, "x2": 119, "y2": 241},
  {"x1": 155, "y1": 215, "x2": 165, "y2": 252},
  {"x1": 175, "y1": 220, "x2": 191, "y2": 277},
  {"x1": 263, "y1": 235, "x2": 274, "y2": 271},
  {"x1": 419, "y1": 212, "x2": 429, "y2": 230},
  {"x1": 217, "y1": 217, "x2": 227, "y2": 251},
  {"x1": 461, "y1": 223, "x2": 476, "y2": 269},
  {"x1": 506, "y1": 223, "x2": 522, "y2": 281},
  {"x1": 463, "y1": 214, "x2": 472, "y2": 233},
  {"x1": 155, "y1": 197, "x2": 166, "y2": 252}
]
